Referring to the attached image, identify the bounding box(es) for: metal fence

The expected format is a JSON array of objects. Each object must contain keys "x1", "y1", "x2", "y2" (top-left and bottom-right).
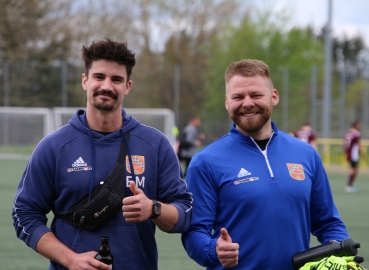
[{"x1": 1, "y1": 60, "x2": 369, "y2": 141}]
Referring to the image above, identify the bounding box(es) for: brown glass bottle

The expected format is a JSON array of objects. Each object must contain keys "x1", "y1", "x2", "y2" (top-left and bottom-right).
[{"x1": 95, "y1": 236, "x2": 113, "y2": 269}]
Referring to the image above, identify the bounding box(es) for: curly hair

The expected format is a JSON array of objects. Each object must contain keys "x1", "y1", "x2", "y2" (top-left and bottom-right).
[{"x1": 82, "y1": 38, "x2": 136, "y2": 80}]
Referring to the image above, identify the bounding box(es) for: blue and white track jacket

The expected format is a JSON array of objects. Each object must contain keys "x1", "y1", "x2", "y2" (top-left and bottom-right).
[{"x1": 182, "y1": 121, "x2": 348, "y2": 270}]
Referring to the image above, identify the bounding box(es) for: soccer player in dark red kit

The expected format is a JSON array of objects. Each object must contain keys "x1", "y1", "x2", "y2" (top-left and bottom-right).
[
  {"x1": 343, "y1": 121, "x2": 362, "y2": 193},
  {"x1": 294, "y1": 122, "x2": 317, "y2": 150}
]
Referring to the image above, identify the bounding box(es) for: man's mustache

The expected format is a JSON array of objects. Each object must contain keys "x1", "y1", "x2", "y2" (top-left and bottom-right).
[{"x1": 93, "y1": 90, "x2": 118, "y2": 100}]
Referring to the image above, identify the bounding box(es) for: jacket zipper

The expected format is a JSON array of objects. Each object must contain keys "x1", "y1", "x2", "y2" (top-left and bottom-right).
[{"x1": 250, "y1": 132, "x2": 275, "y2": 178}]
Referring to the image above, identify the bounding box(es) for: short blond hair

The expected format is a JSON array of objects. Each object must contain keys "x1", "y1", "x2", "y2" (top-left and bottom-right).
[{"x1": 225, "y1": 59, "x2": 272, "y2": 87}]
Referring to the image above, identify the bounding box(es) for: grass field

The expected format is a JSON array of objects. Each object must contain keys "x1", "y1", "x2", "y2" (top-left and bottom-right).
[{"x1": 1, "y1": 159, "x2": 368, "y2": 269}]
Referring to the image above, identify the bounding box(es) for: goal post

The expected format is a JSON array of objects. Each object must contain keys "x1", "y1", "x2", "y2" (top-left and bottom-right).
[
  {"x1": 53, "y1": 107, "x2": 176, "y2": 147},
  {"x1": 0, "y1": 107, "x2": 54, "y2": 159},
  {"x1": 123, "y1": 108, "x2": 176, "y2": 146},
  {"x1": 0, "y1": 107, "x2": 177, "y2": 159}
]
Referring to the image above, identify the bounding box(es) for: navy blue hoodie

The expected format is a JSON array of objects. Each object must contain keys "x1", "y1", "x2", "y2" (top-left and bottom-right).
[{"x1": 13, "y1": 109, "x2": 193, "y2": 270}]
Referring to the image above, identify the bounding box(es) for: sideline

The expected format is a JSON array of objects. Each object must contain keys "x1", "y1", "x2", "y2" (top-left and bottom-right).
[{"x1": 324, "y1": 164, "x2": 369, "y2": 175}]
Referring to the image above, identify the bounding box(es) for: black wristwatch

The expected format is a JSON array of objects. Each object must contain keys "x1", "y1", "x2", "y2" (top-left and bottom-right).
[{"x1": 150, "y1": 200, "x2": 161, "y2": 219}]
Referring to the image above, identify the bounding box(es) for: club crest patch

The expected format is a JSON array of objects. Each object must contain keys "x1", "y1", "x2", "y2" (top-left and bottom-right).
[
  {"x1": 287, "y1": 163, "x2": 305, "y2": 180},
  {"x1": 126, "y1": 155, "x2": 145, "y2": 175}
]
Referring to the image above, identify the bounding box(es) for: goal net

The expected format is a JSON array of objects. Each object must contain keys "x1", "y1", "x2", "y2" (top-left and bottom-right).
[
  {"x1": 0, "y1": 107, "x2": 176, "y2": 159},
  {"x1": 0, "y1": 107, "x2": 54, "y2": 159}
]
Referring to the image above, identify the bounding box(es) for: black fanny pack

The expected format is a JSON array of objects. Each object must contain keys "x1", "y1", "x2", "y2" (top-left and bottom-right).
[{"x1": 54, "y1": 132, "x2": 130, "y2": 231}]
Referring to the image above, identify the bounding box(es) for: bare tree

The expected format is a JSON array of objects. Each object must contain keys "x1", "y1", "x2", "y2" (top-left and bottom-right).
[{"x1": 0, "y1": 0, "x2": 52, "y2": 60}]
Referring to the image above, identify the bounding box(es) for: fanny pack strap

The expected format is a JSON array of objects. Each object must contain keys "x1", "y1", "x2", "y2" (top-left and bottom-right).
[
  {"x1": 121, "y1": 130, "x2": 137, "y2": 184},
  {"x1": 87, "y1": 131, "x2": 130, "y2": 200},
  {"x1": 119, "y1": 132, "x2": 130, "y2": 165}
]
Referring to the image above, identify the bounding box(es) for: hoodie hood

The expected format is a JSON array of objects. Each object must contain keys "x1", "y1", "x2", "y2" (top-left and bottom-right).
[{"x1": 68, "y1": 109, "x2": 140, "y2": 141}]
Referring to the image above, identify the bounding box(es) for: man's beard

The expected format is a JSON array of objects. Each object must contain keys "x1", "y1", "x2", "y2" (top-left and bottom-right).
[
  {"x1": 230, "y1": 108, "x2": 271, "y2": 133},
  {"x1": 92, "y1": 90, "x2": 118, "y2": 111},
  {"x1": 94, "y1": 102, "x2": 114, "y2": 111}
]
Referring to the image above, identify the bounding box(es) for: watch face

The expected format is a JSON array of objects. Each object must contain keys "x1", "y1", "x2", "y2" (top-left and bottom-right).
[
  {"x1": 151, "y1": 200, "x2": 161, "y2": 219},
  {"x1": 155, "y1": 201, "x2": 161, "y2": 215}
]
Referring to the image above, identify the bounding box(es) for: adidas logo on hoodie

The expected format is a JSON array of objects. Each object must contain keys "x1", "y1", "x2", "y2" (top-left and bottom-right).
[
  {"x1": 72, "y1": 157, "x2": 87, "y2": 167},
  {"x1": 67, "y1": 157, "x2": 92, "y2": 173}
]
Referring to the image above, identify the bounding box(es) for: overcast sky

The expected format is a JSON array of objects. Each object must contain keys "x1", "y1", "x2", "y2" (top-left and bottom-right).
[{"x1": 256, "y1": 0, "x2": 369, "y2": 45}]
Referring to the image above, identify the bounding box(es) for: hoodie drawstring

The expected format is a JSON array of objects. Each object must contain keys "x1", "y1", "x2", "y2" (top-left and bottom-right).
[{"x1": 87, "y1": 130, "x2": 96, "y2": 200}]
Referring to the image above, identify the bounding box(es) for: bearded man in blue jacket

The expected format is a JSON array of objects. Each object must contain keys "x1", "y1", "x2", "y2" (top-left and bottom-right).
[
  {"x1": 12, "y1": 38, "x2": 193, "y2": 270},
  {"x1": 181, "y1": 59, "x2": 349, "y2": 269}
]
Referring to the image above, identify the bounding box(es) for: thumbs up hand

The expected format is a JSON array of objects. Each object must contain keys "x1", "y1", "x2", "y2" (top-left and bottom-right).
[
  {"x1": 122, "y1": 181, "x2": 152, "y2": 222},
  {"x1": 216, "y1": 228, "x2": 239, "y2": 268},
  {"x1": 129, "y1": 179, "x2": 143, "y2": 196}
]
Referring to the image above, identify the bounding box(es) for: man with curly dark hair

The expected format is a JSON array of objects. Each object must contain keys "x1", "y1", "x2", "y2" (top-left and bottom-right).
[{"x1": 12, "y1": 38, "x2": 193, "y2": 270}]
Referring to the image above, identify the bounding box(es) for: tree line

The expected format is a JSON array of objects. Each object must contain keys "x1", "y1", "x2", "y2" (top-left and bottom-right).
[{"x1": 0, "y1": 0, "x2": 368, "y2": 138}]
